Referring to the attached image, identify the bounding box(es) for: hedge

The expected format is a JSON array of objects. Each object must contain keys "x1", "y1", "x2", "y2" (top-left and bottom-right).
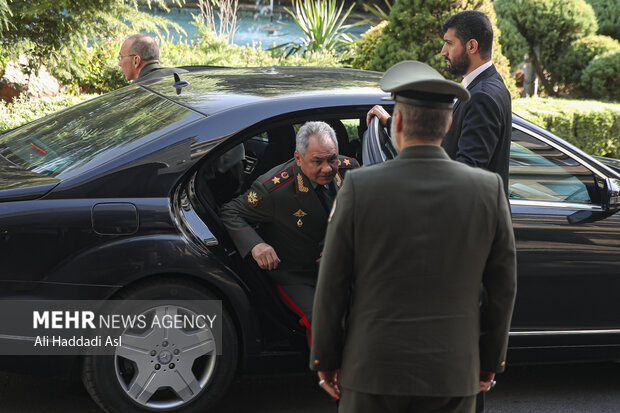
[{"x1": 513, "y1": 97, "x2": 620, "y2": 158}]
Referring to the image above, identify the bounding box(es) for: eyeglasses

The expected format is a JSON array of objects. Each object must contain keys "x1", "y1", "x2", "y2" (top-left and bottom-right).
[{"x1": 118, "y1": 54, "x2": 137, "y2": 62}]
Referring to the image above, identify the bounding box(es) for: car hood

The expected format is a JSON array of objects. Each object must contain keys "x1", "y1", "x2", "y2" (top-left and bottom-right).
[{"x1": 0, "y1": 164, "x2": 60, "y2": 201}]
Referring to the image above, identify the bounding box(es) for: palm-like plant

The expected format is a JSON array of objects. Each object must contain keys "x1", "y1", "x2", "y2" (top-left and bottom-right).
[
  {"x1": 363, "y1": 0, "x2": 392, "y2": 22},
  {"x1": 279, "y1": 0, "x2": 358, "y2": 56}
]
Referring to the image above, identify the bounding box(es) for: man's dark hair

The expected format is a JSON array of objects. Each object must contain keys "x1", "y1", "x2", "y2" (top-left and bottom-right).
[
  {"x1": 442, "y1": 11, "x2": 493, "y2": 59},
  {"x1": 397, "y1": 103, "x2": 452, "y2": 142},
  {"x1": 127, "y1": 34, "x2": 160, "y2": 62}
]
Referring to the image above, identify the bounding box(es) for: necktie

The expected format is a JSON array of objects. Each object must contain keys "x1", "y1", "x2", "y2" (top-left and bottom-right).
[{"x1": 315, "y1": 184, "x2": 333, "y2": 212}]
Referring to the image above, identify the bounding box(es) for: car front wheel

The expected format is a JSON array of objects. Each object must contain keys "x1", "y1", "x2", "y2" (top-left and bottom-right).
[{"x1": 82, "y1": 277, "x2": 238, "y2": 413}]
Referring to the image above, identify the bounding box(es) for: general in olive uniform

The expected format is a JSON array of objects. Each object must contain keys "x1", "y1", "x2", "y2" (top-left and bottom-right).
[
  {"x1": 311, "y1": 61, "x2": 517, "y2": 413},
  {"x1": 220, "y1": 121, "x2": 359, "y2": 342}
]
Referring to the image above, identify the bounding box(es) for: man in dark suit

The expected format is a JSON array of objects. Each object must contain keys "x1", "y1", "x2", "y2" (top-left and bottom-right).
[
  {"x1": 367, "y1": 11, "x2": 512, "y2": 196},
  {"x1": 220, "y1": 121, "x2": 359, "y2": 343},
  {"x1": 312, "y1": 61, "x2": 516, "y2": 413},
  {"x1": 118, "y1": 34, "x2": 187, "y2": 83}
]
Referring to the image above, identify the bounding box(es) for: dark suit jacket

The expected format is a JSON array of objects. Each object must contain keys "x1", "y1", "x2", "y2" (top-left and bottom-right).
[
  {"x1": 310, "y1": 145, "x2": 516, "y2": 397},
  {"x1": 441, "y1": 64, "x2": 512, "y2": 195},
  {"x1": 219, "y1": 156, "x2": 358, "y2": 285},
  {"x1": 134, "y1": 63, "x2": 188, "y2": 83}
]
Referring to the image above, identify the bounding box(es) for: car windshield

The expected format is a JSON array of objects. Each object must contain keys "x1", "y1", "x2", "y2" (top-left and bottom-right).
[{"x1": 0, "y1": 86, "x2": 195, "y2": 177}]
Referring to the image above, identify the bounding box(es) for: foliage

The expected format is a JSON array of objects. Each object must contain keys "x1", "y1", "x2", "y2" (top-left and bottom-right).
[
  {"x1": 161, "y1": 35, "x2": 343, "y2": 68},
  {"x1": 350, "y1": 20, "x2": 388, "y2": 70},
  {"x1": 513, "y1": 97, "x2": 620, "y2": 157},
  {"x1": 369, "y1": 0, "x2": 518, "y2": 98},
  {"x1": 362, "y1": 0, "x2": 392, "y2": 21},
  {"x1": 195, "y1": 0, "x2": 239, "y2": 44},
  {"x1": 277, "y1": 0, "x2": 358, "y2": 56},
  {"x1": 494, "y1": 0, "x2": 598, "y2": 96},
  {"x1": 580, "y1": 50, "x2": 620, "y2": 102},
  {"x1": 494, "y1": 9, "x2": 528, "y2": 69},
  {"x1": 547, "y1": 35, "x2": 619, "y2": 93},
  {"x1": 0, "y1": 0, "x2": 185, "y2": 73},
  {"x1": 585, "y1": 0, "x2": 620, "y2": 40},
  {"x1": 0, "y1": 94, "x2": 96, "y2": 133},
  {"x1": 48, "y1": 35, "x2": 129, "y2": 94}
]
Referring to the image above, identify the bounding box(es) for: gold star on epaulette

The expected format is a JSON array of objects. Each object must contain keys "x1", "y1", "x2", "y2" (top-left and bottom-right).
[
  {"x1": 272, "y1": 177, "x2": 281, "y2": 184},
  {"x1": 343, "y1": 159, "x2": 351, "y2": 166}
]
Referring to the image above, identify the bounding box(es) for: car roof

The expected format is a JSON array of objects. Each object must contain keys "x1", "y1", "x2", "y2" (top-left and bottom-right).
[{"x1": 137, "y1": 66, "x2": 388, "y2": 117}]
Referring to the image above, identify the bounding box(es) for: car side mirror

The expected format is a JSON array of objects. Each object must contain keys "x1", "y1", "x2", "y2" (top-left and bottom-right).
[
  {"x1": 567, "y1": 177, "x2": 620, "y2": 225},
  {"x1": 603, "y1": 177, "x2": 620, "y2": 210}
]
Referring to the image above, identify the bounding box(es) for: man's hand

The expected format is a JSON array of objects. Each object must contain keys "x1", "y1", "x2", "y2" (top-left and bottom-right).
[
  {"x1": 366, "y1": 105, "x2": 391, "y2": 126},
  {"x1": 318, "y1": 369, "x2": 341, "y2": 400},
  {"x1": 251, "y1": 243, "x2": 281, "y2": 270},
  {"x1": 479, "y1": 370, "x2": 496, "y2": 392}
]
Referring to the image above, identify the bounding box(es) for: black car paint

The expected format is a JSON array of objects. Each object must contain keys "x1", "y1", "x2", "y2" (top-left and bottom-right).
[{"x1": 0, "y1": 67, "x2": 619, "y2": 386}]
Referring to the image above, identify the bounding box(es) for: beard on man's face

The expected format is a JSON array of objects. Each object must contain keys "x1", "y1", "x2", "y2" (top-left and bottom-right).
[{"x1": 445, "y1": 49, "x2": 470, "y2": 77}]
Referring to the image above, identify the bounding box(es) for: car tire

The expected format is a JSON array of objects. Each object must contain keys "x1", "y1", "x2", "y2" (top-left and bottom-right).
[{"x1": 82, "y1": 277, "x2": 238, "y2": 413}]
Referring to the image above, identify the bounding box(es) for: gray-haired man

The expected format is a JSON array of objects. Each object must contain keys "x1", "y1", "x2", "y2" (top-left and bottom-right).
[
  {"x1": 220, "y1": 121, "x2": 359, "y2": 343},
  {"x1": 118, "y1": 34, "x2": 187, "y2": 83}
]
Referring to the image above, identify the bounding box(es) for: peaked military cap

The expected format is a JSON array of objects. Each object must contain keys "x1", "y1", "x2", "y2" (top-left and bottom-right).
[{"x1": 380, "y1": 60, "x2": 470, "y2": 109}]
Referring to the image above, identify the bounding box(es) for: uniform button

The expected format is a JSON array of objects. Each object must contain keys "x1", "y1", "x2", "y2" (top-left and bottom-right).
[
  {"x1": 314, "y1": 360, "x2": 320, "y2": 365},
  {"x1": 500, "y1": 361, "x2": 506, "y2": 367}
]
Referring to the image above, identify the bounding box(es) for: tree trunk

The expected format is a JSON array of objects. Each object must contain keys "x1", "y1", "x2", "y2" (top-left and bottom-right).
[{"x1": 529, "y1": 46, "x2": 556, "y2": 97}]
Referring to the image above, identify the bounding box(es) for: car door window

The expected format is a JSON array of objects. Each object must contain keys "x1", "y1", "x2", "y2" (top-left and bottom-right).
[{"x1": 509, "y1": 128, "x2": 597, "y2": 204}]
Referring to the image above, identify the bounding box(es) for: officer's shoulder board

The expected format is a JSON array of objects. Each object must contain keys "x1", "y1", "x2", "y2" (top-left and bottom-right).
[
  {"x1": 338, "y1": 155, "x2": 360, "y2": 169},
  {"x1": 262, "y1": 164, "x2": 295, "y2": 193}
]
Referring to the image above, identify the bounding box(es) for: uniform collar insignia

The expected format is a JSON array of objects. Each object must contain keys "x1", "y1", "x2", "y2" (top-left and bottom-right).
[
  {"x1": 293, "y1": 163, "x2": 311, "y2": 194},
  {"x1": 334, "y1": 172, "x2": 342, "y2": 188}
]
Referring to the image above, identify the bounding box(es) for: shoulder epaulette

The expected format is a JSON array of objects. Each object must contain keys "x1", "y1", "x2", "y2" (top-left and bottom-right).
[
  {"x1": 338, "y1": 156, "x2": 360, "y2": 169},
  {"x1": 262, "y1": 165, "x2": 294, "y2": 192}
]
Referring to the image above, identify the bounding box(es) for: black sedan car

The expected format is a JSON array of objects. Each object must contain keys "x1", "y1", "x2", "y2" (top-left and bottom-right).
[{"x1": 0, "y1": 67, "x2": 619, "y2": 413}]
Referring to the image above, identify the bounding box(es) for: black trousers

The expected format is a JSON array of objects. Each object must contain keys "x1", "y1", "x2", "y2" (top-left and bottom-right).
[
  {"x1": 339, "y1": 388, "x2": 476, "y2": 413},
  {"x1": 475, "y1": 391, "x2": 484, "y2": 413}
]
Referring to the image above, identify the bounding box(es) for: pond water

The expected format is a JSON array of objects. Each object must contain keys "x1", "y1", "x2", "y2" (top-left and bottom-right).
[{"x1": 142, "y1": 6, "x2": 370, "y2": 48}]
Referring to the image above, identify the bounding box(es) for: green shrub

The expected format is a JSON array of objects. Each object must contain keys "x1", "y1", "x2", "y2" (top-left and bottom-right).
[
  {"x1": 495, "y1": 11, "x2": 528, "y2": 69},
  {"x1": 548, "y1": 35, "x2": 619, "y2": 90},
  {"x1": 161, "y1": 32, "x2": 342, "y2": 68},
  {"x1": 350, "y1": 20, "x2": 388, "y2": 70},
  {"x1": 370, "y1": 0, "x2": 519, "y2": 98},
  {"x1": 495, "y1": 0, "x2": 598, "y2": 95},
  {"x1": 49, "y1": 35, "x2": 129, "y2": 94},
  {"x1": 580, "y1": 50, "x2": 620, "y2": 102},
  {"x1": 586, "y1": 0, "x2": 620, "y2": 40},
  {"x1": 0, "y1": 94, "x2": 96, "y2": 132},
  {"x1": 513, "y1": 97, "x2": 620, "y2": 157}
]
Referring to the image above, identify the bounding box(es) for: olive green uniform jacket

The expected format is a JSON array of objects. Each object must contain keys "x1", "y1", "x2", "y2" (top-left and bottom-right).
[
  {"x1": 134, "y1": 63, "x2": 188, "y2": 83},
  {"x1": 311, "y1": 144, "x2": 516, "y2": 397},
  {"x1": 220, "y1": 156, "x2": 359, "y2": 285}
]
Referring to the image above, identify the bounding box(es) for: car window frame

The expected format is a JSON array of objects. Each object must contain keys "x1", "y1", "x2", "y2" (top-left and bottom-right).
[{"x1": 510, "y1": 123, "x2": 607, "y2": 211}]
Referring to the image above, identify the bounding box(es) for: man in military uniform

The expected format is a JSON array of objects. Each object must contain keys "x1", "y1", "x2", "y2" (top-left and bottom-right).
[
  {"x1": 311, "y1": 61, "x2": 516, "y2": 413},
  {"x1": 219, "y1": 121, "x2": 359, "y2": 343},
  {"x1": 118, "y1": 34, "x2": 187, "y2": 83}
]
